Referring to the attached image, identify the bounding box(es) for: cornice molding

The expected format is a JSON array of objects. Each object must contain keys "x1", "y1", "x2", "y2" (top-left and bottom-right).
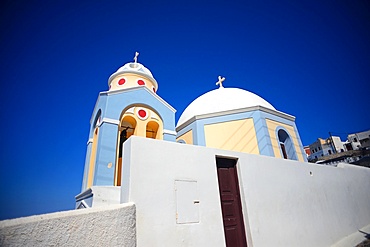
[{"x1": 176, "y1": 106, "x2": 295, "y2": 132}]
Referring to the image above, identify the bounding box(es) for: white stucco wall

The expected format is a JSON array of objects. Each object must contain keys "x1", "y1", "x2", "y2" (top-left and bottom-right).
[
  {"x1": 332, "y1": 136, "x2": 344, "y2": 152},
  {"x1": 0, "y1": 203, "x2": 136, "y2": 247},
  {"x1": 121, "y1": 136, "x2": 370, "y2": 247},
  {"x1": 121, "y1": 137, "x2": 227, "y2": 247},
  {"x1": 237, "y1": 154, "x2": 370, "y2": 247},
  {"x1": 75, "y1": 186, "x2": 121, "y2": 208},
  {"x1": 2, "y1": 136, "x2": 368, "y2": 247}
]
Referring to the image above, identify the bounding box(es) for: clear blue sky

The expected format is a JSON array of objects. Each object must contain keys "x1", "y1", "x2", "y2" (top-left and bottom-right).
[{"x1": 0, "y1": 0, "x2": 369, "y2": 220}]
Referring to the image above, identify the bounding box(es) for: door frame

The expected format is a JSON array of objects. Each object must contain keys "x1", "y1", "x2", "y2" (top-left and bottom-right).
[{"x1": 216, "y1": 157, "x2": 248, "y2": 247}]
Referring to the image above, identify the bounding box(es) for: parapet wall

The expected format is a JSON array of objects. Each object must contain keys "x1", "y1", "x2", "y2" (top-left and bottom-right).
[
  {"x1": 0, "y1": 203, "x2": 136, "y2": 247},
  {"x1": 120, "y1": 136, "x2": 370, "y2": 247}
]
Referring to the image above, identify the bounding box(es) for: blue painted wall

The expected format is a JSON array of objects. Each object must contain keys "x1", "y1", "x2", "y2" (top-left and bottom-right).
[
  {"x1": 176, "y1": 108, "x2": 307, "y2": 162},
  {"x1": 82, "y1": 87, "x2": 176, "y2": 190}
]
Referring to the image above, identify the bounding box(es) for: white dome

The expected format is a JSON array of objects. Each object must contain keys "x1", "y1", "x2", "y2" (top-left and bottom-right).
[
  {"x1": 108, "y1": 62, "x2": 158, "y2": 89},
  {"x1": 177, "y1": 87, "x2": 275, "y2": 127}
]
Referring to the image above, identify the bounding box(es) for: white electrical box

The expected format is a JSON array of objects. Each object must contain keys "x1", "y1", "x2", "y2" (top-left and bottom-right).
[{"x1": 175, "y1": 180, "x2": 199, "y2": 224}]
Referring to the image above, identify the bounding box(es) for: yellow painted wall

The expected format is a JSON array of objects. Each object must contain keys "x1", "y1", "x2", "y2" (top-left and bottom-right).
[
  {"x1": 265, "y1": 119, "x2": 305, "y2": 161},
  {"x1": 109, "y1": 73, "x2": 156, "y2": 93},
  {"x1": 118, "y1": 106, "x2": 163, "y2": 139},
  {"x1": 87, "y1": 127, "x2": 99, "y2": 188},
  {"x1": 176, "y1": 130, "x2": 193, "y2": 144},
  {"x1": 204, "y1": 118, "x2": 259, "y2": 154}
]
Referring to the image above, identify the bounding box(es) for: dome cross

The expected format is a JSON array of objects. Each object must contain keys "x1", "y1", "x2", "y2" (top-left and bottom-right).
[
  {"x1": 216, "y1": 76, "x2": 225, "y2": 88},
  {"x1": 133, "y1": 52, "x2": 139, "y2": 64}
]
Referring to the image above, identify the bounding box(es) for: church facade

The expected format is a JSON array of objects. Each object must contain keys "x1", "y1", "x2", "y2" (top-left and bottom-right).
[
  {"x1": 176, "y1": 85, "x2": 306, "y2": 162},
  {"x1": 80, "y1": 54, "x2": 306, "y2": 194},
  {"x1": 1, "y1": 55, "x2": 369, "y2": 247},
  {"x1": 73, "y1": 55, "x2": 370, "y2": 247},
  {"x1": 81, "y1": 57, "x2": 176, "y2": 191}
]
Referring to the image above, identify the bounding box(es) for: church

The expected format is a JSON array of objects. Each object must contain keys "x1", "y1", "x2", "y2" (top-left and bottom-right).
[
  {"x1": 1, "y1": 54, "x2": 369, "y2": 246},
  {"x1": 78, "y1": 53, "x2": 306, "y2": 193},
  {"x1": 72, "y1": 54, "x2": 369, "y2": 247}
]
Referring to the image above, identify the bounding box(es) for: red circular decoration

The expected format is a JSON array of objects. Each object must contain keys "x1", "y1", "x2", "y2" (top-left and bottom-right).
[
  {"x1": 138, "y1": 109, "x2": 146, "y2": 118},
  {"x1": 137, "y1": 80, "x2": 145, "y2": 85},
  {"x1": 118, "y1": 78, "x2": 126, "y2": 85},
  {"x1": 153, "y1": 87, "x2": 156, "y2": 93}
]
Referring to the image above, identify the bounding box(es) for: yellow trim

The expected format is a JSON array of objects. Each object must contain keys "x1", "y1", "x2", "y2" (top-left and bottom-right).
[
  {"x1": 114, "y1": 115, "x2": 137, "y2": 186},
  {"x1": 265, "y1": 119, "x2": 305, "y2": 161},
  {"x1": 87, "y1": 127, "x2": 99, "y2": 188},
  {"x1": 109, "y1": 73, "x2": 156, "y2": 93},
  {"x1": 116, "y1": 157, "x2": 122, "y2": 186},
  {"x1": 204, "y1": 118, "x2": 259, "y2": 154},
  {"x1": 176, "y1": 130, "x2": 193, "y2": 144}
]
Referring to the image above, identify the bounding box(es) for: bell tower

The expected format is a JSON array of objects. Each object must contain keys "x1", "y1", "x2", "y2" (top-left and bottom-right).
[{"x1": 79, "y1": 53, "x2": 176, "y2": 199}]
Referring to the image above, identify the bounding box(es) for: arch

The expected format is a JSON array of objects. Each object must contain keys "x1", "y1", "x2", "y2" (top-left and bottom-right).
[
  {"x1": 277, "y1": 128, "x2": 298, "y2": 160},
  {"x1": 91, "y1": 109, "x2": 102, "y2": 132},
  {"x1": 115, "y1": 115, "x2": 137, "y2": 186},
  {"x1": 120, "y1": 115, "x2": 137, "y2": 139},
  {"x1": 114, "y1": 105, "x2": 164, "y2": 186},
  {"x1": 146, "y1": 121, "x2": 160, "y2": 139}
]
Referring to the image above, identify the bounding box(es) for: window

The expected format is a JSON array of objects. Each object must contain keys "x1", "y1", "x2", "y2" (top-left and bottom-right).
[
  {"x1": 328, "y1": 150, "x2": 332, "y2": 155},
  {"x1": 277, "y1": 129, "x2": 298, "y2": 160}
]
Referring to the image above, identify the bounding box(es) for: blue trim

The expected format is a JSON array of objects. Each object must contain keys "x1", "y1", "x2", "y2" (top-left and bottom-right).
[
  {"x1": 94, "y1": 122, "x2": 118, "y2": 186},
  {"x1": 163, "y1": 133, "x2": 176, "y2": 142},
  {"x1": 195, "y1": 121, "x2": 206, "y2": 146},
  {"x1": 260, "y1": 111, "x2": 306, "y2": 161},
  {"x1": 175, "y1": 109, "x2": 306, "y2": 162},
  {"x1": 81, "y1": 143, "x2": 92, "y2": 191},
  {"x1": 275, "y1": 126, "x2": 298, "y2": 161},
  {"x1": 260, "y1": 113, "x2": 294, "y2": 126},
  {"x1": 177, "y1": 122, "x2": 195, "y2": 139},
  {"x1": 83, "y1": 87, "x2": 177, "y2": 187},
  {"x1": 291, "y1": 122, "x2": 307, "y2": 162},
  {"x1": 177, "y1": 121, "x2": 197, "y2": 145},
  {"x1": 252, "y1": 111, "x2": 274, "y2": 157}
]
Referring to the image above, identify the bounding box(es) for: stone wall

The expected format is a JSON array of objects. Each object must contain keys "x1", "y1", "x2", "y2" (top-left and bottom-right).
[{"x1": 0, "y1": 203, "x2": 136, "y2": 247}]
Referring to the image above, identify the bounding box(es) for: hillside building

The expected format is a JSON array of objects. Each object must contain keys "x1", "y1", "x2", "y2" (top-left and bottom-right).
[
  {"x1": 346, "y1": 130, "x2": 370, "y2": 151},
  {"x1": 308, "y1": 136, "x2": 345, "y2": 160},
  {"x1": 307, "y1": 131, "x2": 370, "y2": 167}
]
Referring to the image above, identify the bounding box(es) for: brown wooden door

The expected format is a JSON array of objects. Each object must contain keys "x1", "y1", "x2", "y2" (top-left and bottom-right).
[{"x1": 216, "y1": 158, "x2": 247, "y2": 247}]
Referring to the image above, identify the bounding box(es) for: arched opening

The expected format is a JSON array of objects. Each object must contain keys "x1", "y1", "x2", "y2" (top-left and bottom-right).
[
  {"x1": 114, "y1": 106, "x2": 163, "y2": 186},
  {"x1": 146, "y1": 121, "x2": 160, "y2": 139},
  {"x1": 115, "y1": 115, "x2": 137, "y2": 186},
  {"x1": 278, "y1": 129, "x2": 298, "y2": 160}
]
